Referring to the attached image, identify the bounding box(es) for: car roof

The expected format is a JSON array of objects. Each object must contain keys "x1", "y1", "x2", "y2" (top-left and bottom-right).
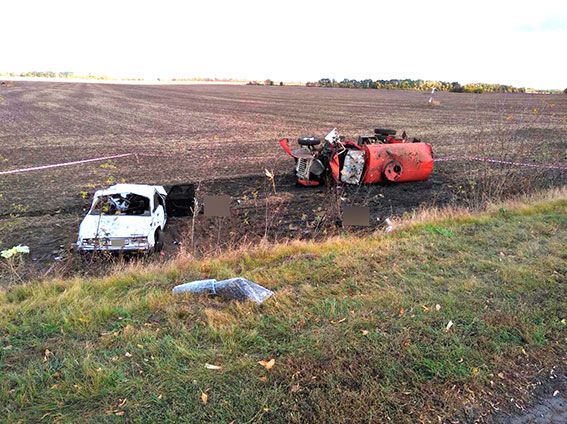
[{"x1": 94, "y1": 184, "x2": 166, "y2": 199}]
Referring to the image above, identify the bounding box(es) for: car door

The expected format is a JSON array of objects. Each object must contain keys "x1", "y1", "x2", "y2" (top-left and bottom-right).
[{"x1": 152, "y1": 191, "x2": 166, "y2": 230}]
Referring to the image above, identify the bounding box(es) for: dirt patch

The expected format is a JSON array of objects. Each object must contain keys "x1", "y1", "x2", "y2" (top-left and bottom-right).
[{"x1": 493, "y1": 368, "x2": 566, "y2": 424}]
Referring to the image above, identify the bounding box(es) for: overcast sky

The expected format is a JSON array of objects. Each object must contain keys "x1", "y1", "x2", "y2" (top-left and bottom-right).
[{"x1": 2, "y1": 0, "x2": 566, "y2": 89}]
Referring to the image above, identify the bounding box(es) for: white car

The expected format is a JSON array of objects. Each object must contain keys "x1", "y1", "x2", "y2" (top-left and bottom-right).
[{"x1": 77, "y1": 184, "x2": 167, "y2": 253}]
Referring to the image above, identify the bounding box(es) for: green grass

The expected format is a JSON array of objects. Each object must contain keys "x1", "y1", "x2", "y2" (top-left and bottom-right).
[{"x1": 1, "y1": 196, "x2": 566, "y2": 423}]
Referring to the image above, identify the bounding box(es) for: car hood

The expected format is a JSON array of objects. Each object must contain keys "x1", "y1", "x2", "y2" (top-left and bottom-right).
[{"x1": 78, "y1": 215, "x2": 153, "y2": 239}]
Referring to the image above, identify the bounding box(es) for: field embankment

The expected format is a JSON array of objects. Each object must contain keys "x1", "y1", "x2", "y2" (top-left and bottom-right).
[{"x1": 1, "y1": 190, "x2": 565, "y2": 422}]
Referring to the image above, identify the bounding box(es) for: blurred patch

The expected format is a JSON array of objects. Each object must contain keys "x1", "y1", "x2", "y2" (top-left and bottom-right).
[
  {"x1": 342, "y1": 206, "x2": 370, "y2": 227},
  {"x1": 203, "y1": 195, "x2": 231, "y2": 217}
]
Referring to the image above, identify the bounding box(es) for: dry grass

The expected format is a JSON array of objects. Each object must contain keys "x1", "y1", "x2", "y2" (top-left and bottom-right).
[{"x1": 1, "y1": 190, "x2": 565, "y2": 422}]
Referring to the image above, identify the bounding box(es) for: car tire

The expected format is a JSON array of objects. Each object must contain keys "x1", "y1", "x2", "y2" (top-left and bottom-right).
[{"x1": 154, "y1": 228, "x2": 164, "y2": 253}]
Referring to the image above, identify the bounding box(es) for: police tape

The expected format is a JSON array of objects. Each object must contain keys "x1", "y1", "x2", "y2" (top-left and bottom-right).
[
  {"x1": 1, "y1": 152, "x2": 564, "y2": 177},
  {"x1": 0, "y1": 153, "x2": 133, "y2": 176}
]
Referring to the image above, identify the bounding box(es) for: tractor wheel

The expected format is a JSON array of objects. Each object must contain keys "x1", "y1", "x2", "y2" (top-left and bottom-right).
[
  {"x1": 154, "y1": 228, "x2": 164, "y2": 253},
  {"x1": 298, "y1": 136, "x2": 321, "y2": 146},
  {"x1": 374, "y1": 128, "x2": 397, "y2": 136}
]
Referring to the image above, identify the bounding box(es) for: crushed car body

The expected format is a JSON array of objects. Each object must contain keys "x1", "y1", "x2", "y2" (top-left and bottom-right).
[
  {"x1": 279, "y1": 128, "x2": 434, "y2": 186},
  {"x1": 76, "y1": 184, "x2": 167, "y2": 253}
]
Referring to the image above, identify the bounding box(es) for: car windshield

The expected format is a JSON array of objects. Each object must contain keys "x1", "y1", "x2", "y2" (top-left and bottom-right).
[{"x1": 90, "y1": 193, "x2": 151, "y2": 216}]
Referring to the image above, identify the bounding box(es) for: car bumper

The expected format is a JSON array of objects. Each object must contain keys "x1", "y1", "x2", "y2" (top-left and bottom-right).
[{"x1": 77, "y1": 243, "x2": 151, "y2": 252}]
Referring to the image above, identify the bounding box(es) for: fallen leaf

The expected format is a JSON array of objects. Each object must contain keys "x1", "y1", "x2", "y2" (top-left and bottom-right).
[
  {"x1": 399, "y1": 307, "x2": 405, "y2": 317},
  {"x1": 498, "y1": 372, "x2": 505, "y2": 379},
  {"x1": 3, "y1": 345, "x2": 13, "y2": 350},
  {"x1": 118, "y1": 398, "x2": 127, "y2": 407},
  {"x1": 290, "y1": 384, "x2": 300, "y2": 393},
  {"x1": 361, "y1": 330, "x2": 369, "y2": 336},
  {"x1": 445, "y1": 320, "x2": 453, "y2": 332},
  {"x1": 259, "y1": 376, "x2": 268, "y2": 382},
  {"x1": 471, "y1": 367, "x2": 480, "y2": 377},
  {"x1": 137, "y1": 344, "x2": 144, "y2": 349},
  {"x1": 553, "y1": 390, "x2": 559, "y2": 397},
  {"x1": 124, "y1": 352, "x2": 132, "y2": 358},
  {"x1": 435, "y1": 304, "x2": 441, "y2": 311},
  {"x1": 205, "y1": 363, "x2": 222, "y2": 370},
  {"x1": 422, "y1": 305, "x2": 431, "y2": 312},
  {"x1": 43, "y1": 349, "x2": 53, "y2": 362},
  {"x1": 115, "y1": 411, "x2": 125, "y2": 416},
  {"x1": 200, "y1": 392, "x2": 208, "y2": 405},
  {"x1": 258, "y1": 358, "x2": 276, "y2": 370}
]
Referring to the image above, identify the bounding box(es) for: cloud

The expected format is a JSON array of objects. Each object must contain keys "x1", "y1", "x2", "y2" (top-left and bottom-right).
[{"x1": 516, "y1": 16, "x2": 567, "y2": 32}]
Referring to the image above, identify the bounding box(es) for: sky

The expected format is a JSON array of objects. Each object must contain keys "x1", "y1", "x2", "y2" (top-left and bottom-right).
[{"x1": 1, "y1": 0, "x2": 566, "y2": 89}]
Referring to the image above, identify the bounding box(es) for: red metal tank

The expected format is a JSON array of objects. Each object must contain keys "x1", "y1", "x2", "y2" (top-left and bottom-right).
[{"x1": 361, "y1": 142, "x2": 433, "y2": 183}]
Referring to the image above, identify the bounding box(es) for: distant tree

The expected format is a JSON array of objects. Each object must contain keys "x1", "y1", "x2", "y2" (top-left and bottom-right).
[
  {"x1": 264, "y1": 79, "x2": 274, "y2": 86},
  {"x1": 564, "y1": 88, "x2": 567, "y2": 94},
  {"x1": 450, "y1": 82, "x2": 464, "y2": 93},
  {"x1": 279, "y1": 81, "x2": 283, "y2": 86}
]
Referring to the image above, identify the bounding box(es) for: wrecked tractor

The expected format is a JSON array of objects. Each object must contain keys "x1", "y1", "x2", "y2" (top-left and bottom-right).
[{"x1": 279, "y1": 128, "x2": 434, "y2": 186}]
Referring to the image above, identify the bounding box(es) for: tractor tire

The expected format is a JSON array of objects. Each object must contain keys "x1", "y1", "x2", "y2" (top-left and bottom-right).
[
  {"x1": 298, "y1": 136, "x2": 321, "y2": 146},
  {"x1": 154, "y1": 228, "x2": 164, "y2": 253},
  {"x1": 374, "y1": 128, "x2": 397, "y2": 136}
]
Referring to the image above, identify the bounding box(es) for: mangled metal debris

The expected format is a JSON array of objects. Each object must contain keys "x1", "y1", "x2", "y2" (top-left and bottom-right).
[
  {"x1": 341, "y1": 150, "x2": 365, "y2": 184},
  {"x1": 172, "y1": 277, "x2": 274, "y2": 304},
  {"x1": 76, "y1": 184, "x2": 167, "y2": 253},
  {"x1": 279, "y1": 128, "x2": 434, "y2": 187},
  {"x1": 76, "y1": 183, "x2": 196, "y2": 253}
]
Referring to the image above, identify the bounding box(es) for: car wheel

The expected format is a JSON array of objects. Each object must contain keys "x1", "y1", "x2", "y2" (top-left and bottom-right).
[{"x1": 154, "y1": 228, "x2": 164, "y2": 253}]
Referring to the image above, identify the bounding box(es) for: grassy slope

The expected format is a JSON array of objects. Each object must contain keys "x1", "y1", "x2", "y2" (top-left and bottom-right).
[{"x1": 1, "y1": 194, "x2": 566, "y2": 423}]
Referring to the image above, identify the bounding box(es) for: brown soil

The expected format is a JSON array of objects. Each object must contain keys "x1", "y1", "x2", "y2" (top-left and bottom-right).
[{"x1": 0, "y1": 82, "x2": 565, "y2": 275}]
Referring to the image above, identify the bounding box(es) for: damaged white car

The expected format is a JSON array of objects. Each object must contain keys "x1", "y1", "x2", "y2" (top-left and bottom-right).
[{"x1": 76, "y1": 184, "x2": 167, "y2": 253}]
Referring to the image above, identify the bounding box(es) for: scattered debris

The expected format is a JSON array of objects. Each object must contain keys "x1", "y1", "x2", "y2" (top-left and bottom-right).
[{"x1": 172, "y1": 277, "x2": 274, "y2": 304}]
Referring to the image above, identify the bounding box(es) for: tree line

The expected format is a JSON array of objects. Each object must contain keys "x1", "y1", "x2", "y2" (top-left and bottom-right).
[
  {"x1": 309, "y1": 78, "x2": 528, "y2": 93},
  {"x1": 0, "y1": 71, "x2": 115, "y2": 80}
]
